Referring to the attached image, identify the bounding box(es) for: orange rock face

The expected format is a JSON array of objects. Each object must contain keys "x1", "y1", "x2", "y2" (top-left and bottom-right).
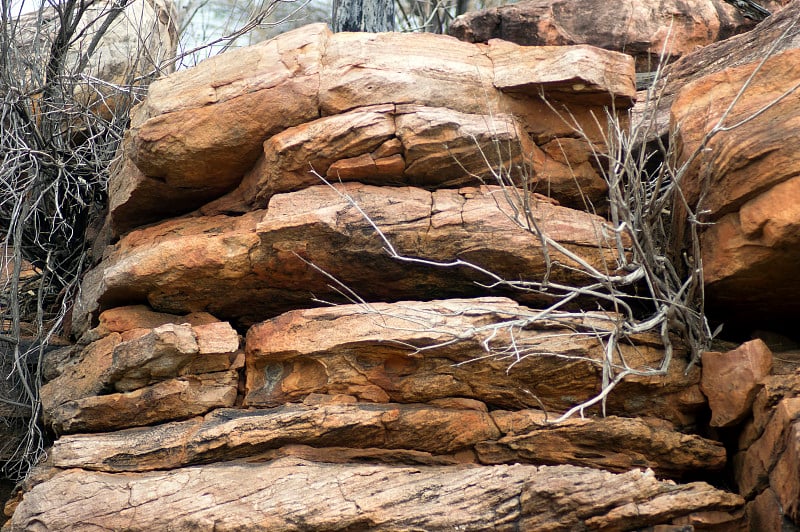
[
  {"x1": 449, "y1": 0, "x2": 762, "y2": 70},
  {"x1": 108, "y1": 23, "x2": 634, "y2": 236},
  {"x1": 74, "y1": 184, "x2": 626, "y2": 335},
  {"x1": 671, "y1": 48, "x2": 800, "y2": 334},
  {"x1": 701, "y1": 339, "x2": 773, "y2": 428}
]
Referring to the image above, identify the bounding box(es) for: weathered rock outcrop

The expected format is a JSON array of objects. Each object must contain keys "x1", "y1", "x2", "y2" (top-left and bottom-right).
[
  {"x1": 634, "y1": 0, "x2": 800, "y2": 140},
  {"x1": 15, "y1": 6, "x2": 800, "y2": 527},
  {"x1": 75, "y1": 183, "x2": 625, "y2": 334},
  {"x1": 671, "y1": 46, "x2": 800, "y2": 334},
  {"x1": 449, "y1": 0, "x2": 772, "y2": 71},
  {"x1": 109, "y1": 23, "x2": 634, "y2": 236},
  {"x1": 5, "y1": 459, "x2": 743, "y2": 532}
]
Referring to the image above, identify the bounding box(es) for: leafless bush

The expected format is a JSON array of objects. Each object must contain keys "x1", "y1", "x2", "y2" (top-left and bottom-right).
[{"x1": 0, "y1": 0, "x2": 297, "y2": 481}]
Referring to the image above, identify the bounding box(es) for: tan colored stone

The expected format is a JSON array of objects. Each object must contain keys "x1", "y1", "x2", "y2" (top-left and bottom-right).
[
  {"x1": 744, "y1": 488, "x2": 791, "y2": 532},
  {"x1": 701, "y1": 339, "x2": 773, "y2": 428},
  {"x1": 74, "y1": 184, "x2": 626, "y2": 336},
  {"x1": 450, "y1": 0, "x2": 762, "y2": 71},
  {"x1": 40, "y1": 333, "x2": 122, "y2": 420},
  {"x1": 128, "y1": 23, "x2": 326, "y2": 187},
  {"x1": 48, "y1": 371, "x2": 239, "y2": 434},
  {"x1": 750, "y1": 373, "x2": 800, "y2": 440},
  {"x1": 48, "y1": 403, "x2": 502, "y2": 472},
  {"x1": 244, "y1": 298, "x2": 701, "y2": 425},
  {"x1": 633, "y1": 1, "x2": 800, "y2": 142},
  {"x1": 477, "y1": 411, "x2": 725, "y2": 479},
  {"x1": 736, "y1": 397, "x2": 800, "y2": 498},
  {"x1": 41, "y1": 321, "x2": 239, "y2": 428},
  {"x1": 118, "y1": 24, "x2": 633, "y2": 231},
  {"x1": 487, "y1": 40, "x2": 635, "y2": 105},
  {"x1": 110, "y1": 322, "x2": 238, "y2": 392},
  {"x1": 771, "y1": 420, "x2": 800, "y2": 522},
  {"x1": 205, "y1": 103, "x2": 608, "y2": 214},
  {"x1": 87, "y1": 304, "x2": 219, "y2": 342},
  {"x1": 4, "y1": 459, "x2": 744, "y2": 532}
]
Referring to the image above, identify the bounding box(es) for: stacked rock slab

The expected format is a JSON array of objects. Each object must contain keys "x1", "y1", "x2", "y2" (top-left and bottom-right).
[{"x1": 5, "y1": 24, "x2": 748, "y2": 530}]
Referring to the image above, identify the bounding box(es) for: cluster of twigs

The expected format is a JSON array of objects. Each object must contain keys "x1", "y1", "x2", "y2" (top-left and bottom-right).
[{"x1": 0, "y1": 0, "x2": 292, "y2": 481}]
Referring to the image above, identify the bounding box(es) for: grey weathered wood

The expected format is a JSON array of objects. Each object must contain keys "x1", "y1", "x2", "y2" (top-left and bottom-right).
[{"x1": 332, "y1": 0, "x2": 394, "y2": 32}]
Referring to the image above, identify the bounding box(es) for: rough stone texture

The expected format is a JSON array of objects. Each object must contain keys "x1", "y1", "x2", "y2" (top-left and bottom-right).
[
  {"x1": 670, "y1": 47, "x2": 800, "y2": 335},
  {"x1": 41, "y1": 320, "x2": 241, "y2": 430},
  {"x1": 48, "y1": 404, "x2": 503, "y2": 471},
  {"x1": 773, "y1": 419, "x2": 800, "y2": 523},
  {"x1": 477, "y1": 410, "x2": 725, "y2": 479},
  {"x1": 48, "y1": 371, "x2": 239, "y2": 434},
  {"x1": 734, "y1": 397, "x2": 800, "y2": 499},
  {"x1": 449, "y1": 0, "x2": 760, "y2": 71},
  {"x1": 114, "y1": 23, "x2": 634, "y2": 234},
  {"x1": 245, "y1": 298, "x2": 703, "y2": 425},
  {"x1": 701, "y1": 339, "x2": 773, "y2": 428},
  {"x1": 634, "y1": 1, "x2": 800, "y2": 141},
  {"x1": 74, "y1": 183, "x2": 626, "y2": 336},
  {"x1": 4, "y1": 458, "x2": 744, "y2": 532}
]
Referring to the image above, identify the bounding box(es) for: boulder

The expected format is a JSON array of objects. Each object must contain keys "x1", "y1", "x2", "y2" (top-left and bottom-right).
[
  {"x1": 41, "y1": 319, "x2": 241, "y2": 430},
  {"x1": 115, "y1": 23, "x2": 634, "y2": 234},
  {"x1": 245, "y1": 298, "x2": 702, "y2": 425},
  {"x1": 701, "y1": 339, "x2": 773, "y2": 428},
  {"x1": 74, "y1": 183, "x2": 626, "y2": 336},
  {"x1": 670, "y1": 47, "x2": 800, "y2": 333},
  {"x1": 4, "y1": 458, "x2": 744, "y2": 531},
  {"x1": 634, "y1": 1, "x2": 800, "y2": 141},
  {"x1": 449, "y1": 0, "x2": 762, "y2": 71}
]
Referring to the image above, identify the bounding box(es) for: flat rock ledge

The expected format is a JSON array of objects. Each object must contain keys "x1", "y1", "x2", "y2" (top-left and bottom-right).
[{"x1": 4, "y1": 458, "x2": 743, "y2": 531}]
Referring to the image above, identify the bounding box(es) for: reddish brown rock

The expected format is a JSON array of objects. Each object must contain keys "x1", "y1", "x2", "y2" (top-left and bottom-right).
[
  {"x1": 48, "y1": 404, "x2": 502, "y2": 472},
  {"x1": 74, "y1": 183, "x2": 626, "y2": 336},
  {"x1": 41, "y1": 320, "x2": 240, "y2": 429},
  {"x1": 48, "y1": 371, "x2": 239, "y2": 434},
  {"x1": 735, "y1": 397, "x2": 800, "y2": 498},
  {"x1": 772, "y1": 419, "x2": 800, "y2": 523},
  {"x1": 701, "y1": 339, "x2": 773, "y2": 428},
  {"x1": 634, "y1": 1, "x2": 800, "y2": 141},
  {"x1": 449, "y1": 0, "x2": 761, "y2": 71},
  {"x1": 670, "y1": 47, "x2": 800, "y2": 333},
  {"x1": 4, "y1": 458, "x2": 744, "y2": 532},
  {"x1": 244, "y1": 298, "x2": 702, "y2": 425},
  {"x1": 210, "y1": 103, "x2": 607, "y2": 213},
  {"x1": 117, "y1": 24, "x2": 633, "y2": 233},
  {"x1": 477, "y1": 410, "x2": 725, "y2": 479},
  {"x1": 744, "y1": 488, "x2": 792, "y2": 531}
]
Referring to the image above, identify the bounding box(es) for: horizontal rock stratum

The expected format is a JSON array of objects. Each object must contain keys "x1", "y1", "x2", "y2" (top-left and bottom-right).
[
  {"x1": 75, "y1": 183, "x2": 627, "y2": 335},
  {"x1": 108, "y1": 23, "x2": 635, "y2": 235}
]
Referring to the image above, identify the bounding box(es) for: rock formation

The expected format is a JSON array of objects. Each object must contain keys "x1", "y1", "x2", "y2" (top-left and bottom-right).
[{"x1": 4, "y1": 0, "x2": 800, "y2": 529}]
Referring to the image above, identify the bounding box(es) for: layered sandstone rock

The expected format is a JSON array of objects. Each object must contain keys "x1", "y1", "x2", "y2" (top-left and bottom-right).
[
  {"x1": 74, "y1": 183, "x2": 626, "y2": 335},
  {"x1": 244, "y1": 298, "x2": 702, "y2": 425},
  {"x1": 634, "y1": 0, "x2": 800, "y2": 140},
  {"x1": 109, "y1": 23, "x2": 634, "y2": 235},
  {"x1": 10, "y1": 13, "x2": 784, "y2": 529},
  {"x1": 449, "y1": 0, "x2": 769, "y2": 71},
  {"x1": 4, "y1": 459, "x2": 743, "y2": 532},
  {"x1": 671, "y1": 47, "x2": 800, "y2": 334},
  {"x1": 41, "y1": 306, "x2": 242, "y2": 434}
]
